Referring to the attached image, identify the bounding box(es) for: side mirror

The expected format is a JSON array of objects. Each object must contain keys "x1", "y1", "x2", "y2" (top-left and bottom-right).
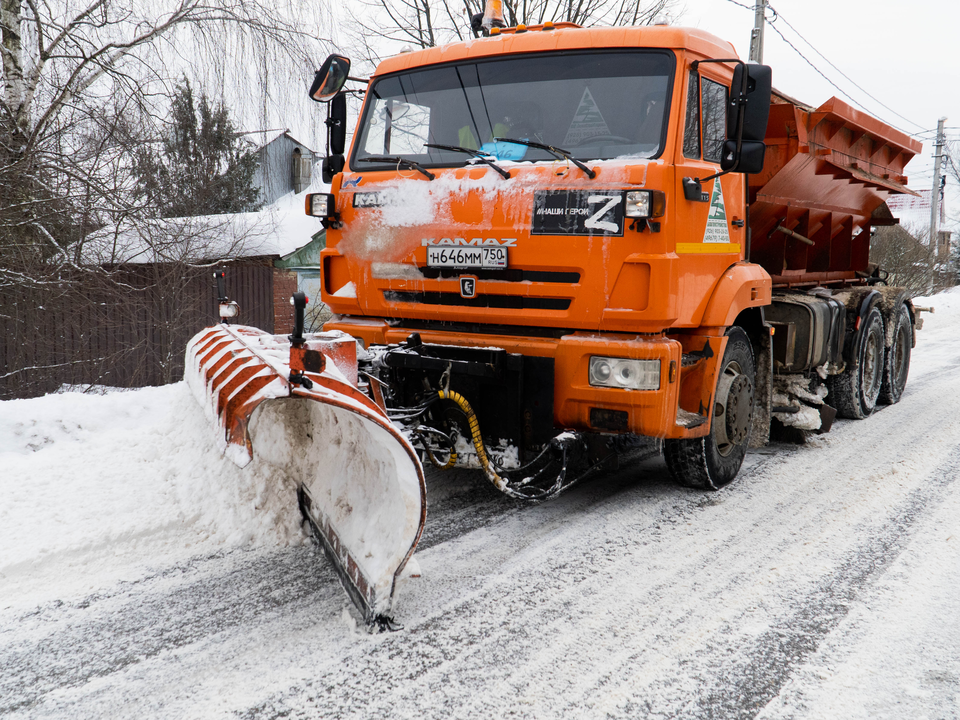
[
  {"x1": 321, "y1": 93, "x2": 348, "y2": 183},
  {"x1": 310, "y1": 54, "x2": 351, "y2": 103},
  {"x1": 328, "y1": 93, "x2": 347, "y2": 154},
  {"x1": 720, "y1": 139, "x2": 766, "y2": 174},
  {"x1": 722, "y1": 63, "x2": 772, "y2": 174}
]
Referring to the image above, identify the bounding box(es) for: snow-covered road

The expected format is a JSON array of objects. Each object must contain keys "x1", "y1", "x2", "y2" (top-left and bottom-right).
[{"x1": 2, "y1": 290, "x2": 959, "y2": 719}]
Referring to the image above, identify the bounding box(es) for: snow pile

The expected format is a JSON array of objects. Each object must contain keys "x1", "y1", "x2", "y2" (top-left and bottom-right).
[
  {"x1": 905, "y1": 286, "x2": 960, "y2": 378},
  {"x1": 0, "y1": 382, "x2": 307, "y2": 607}
]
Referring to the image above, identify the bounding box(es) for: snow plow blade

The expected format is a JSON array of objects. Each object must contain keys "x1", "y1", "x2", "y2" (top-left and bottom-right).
[{"x1": 184, "y1": 323, "x2": 426, "y2": 627}]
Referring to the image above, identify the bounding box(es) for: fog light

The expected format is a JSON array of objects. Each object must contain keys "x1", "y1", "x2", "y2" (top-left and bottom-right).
[
  {"x1": 218, "y1": 301, "x2": 239, "y2": 319},
  {"x1": 592, "y1": 359, "x2": 612, "y2": 382},
  {"x1": 588, "y1": 356, "x2": 660, "y2": 390}
]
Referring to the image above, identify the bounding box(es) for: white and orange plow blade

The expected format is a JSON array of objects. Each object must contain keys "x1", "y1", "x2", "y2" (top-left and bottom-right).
[{"x1": 184, "y1": 325, "x2": 426, "y2": 626}]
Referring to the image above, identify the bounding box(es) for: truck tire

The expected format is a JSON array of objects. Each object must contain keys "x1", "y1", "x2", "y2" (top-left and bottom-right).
[
  {"x1": 879, "y1": 302, "x2": 912, "y2": 405},
  {"x1": 826, "y1": 305, "x2": 884, "y2": 419},
  {"x1": 664, "y1": 328, "x2": 755, "y2": 490}
]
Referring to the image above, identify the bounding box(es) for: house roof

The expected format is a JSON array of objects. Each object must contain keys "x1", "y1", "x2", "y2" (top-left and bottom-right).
[
  {"x1": 82, "y1": 189, "x2": 323, "y2": 265},
  {"x1": 255, "y1": 129, "x2": 315, "y2": 154}
]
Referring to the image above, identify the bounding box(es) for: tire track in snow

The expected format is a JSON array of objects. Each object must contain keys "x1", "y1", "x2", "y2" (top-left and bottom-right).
[
  {"x1": 0, "y1": 546, "x2": 339, "y2": 715},
  {"x1": 693, "y1": 446, "x2": 960, "y2": 719},
  {"x1": 230, "y1": 366, "x2": 960, "y2": 719},
  {"x1": 4, "y1": 326, "x2": 957, "y2": 719},
  {"x1": 0, "y1": 465, "x2": 572, "y2": 716}
]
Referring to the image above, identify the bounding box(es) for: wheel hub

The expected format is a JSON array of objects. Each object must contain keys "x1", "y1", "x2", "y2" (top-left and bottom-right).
[
  {"x1": 861, "y1": 323, "x2": 884, "y2": 402},
  {"x1": 714, "y1": 366, "x2": 754, "y2": 457},
  {"x1": 724, "y1": 375, "x2": 754, "y2": 446}
]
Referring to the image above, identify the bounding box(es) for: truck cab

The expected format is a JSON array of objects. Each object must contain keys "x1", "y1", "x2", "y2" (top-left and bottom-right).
[{"x1": 308, "y1": 23, "x2": 917, "y2": 493}]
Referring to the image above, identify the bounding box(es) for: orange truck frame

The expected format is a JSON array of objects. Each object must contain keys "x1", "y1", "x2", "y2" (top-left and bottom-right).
[{"x1": 304, "y1": 22, "x2": 922, "y2": 494}]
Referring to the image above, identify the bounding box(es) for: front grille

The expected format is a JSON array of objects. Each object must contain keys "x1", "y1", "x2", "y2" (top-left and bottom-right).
[
  {"x1": 419, "y1": 268, "x2": 580, "y2": 283},
  {"x1": 384, "y1": 291, "x2": 571, "y2": 311},
  {"x1": 396, "y1": 319, "x2": 572, "y2": 338}
]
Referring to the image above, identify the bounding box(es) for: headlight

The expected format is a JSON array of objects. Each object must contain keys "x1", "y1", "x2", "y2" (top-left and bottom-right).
[
  {"x1": 625, "y1": 190, "x2": 666, "y2": 219},
  {"x1": 589, "y1": 356, "x2": 660, "y2": 390},
  {"x1": 306, "y1": 193, "x2": 336, "y2": 218}
]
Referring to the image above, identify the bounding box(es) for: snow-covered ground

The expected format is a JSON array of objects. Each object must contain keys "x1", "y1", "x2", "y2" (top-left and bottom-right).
[{"x1": 2, "y1": 289, "x2": 960, "y2": 719}]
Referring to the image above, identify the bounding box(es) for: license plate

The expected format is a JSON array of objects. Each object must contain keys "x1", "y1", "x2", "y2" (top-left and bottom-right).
[{"x1": 426, "y1": 246, "x2": 508, "y2": 268}]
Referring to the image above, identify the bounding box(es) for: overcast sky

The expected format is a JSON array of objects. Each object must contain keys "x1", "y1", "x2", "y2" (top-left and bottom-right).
[{"x1": 676, "y1": 0, "x2": 960, "y2": 229}]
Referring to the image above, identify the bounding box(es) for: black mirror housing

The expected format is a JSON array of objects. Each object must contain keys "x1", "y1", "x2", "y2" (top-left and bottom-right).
[
  {"x1": 728, "y1": 63, "x2": 772, "y2": 143},
  {"x1": 329, "y1": 93, "x2": 347, "y2": 154},
  {"x1": 720, "y1": 139, "x2": 766, "y2": 174},
  {"x1": 723, "y1": 63, "x2": 772, "y2": 174},
  {"x1": 310, "y1": 54, "x2": 351, "y2": 102}
]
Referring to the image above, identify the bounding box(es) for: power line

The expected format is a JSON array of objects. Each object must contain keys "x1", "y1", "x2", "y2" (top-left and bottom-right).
[
  {"x1": 720, "y1": 0, "x2": 754, "y2": 10},
  {"x1": 944, "y1": 141, "x2": 960, "y2": 184},
  {"x1": 762, "y1": 20, "x2": 915, "y2": 136},
  {"x1": 717, "y1": 0, "x2": 925, "y2": 136},
  {"x1": 768, "y1": 7, "x2": 925, "y2": 132}
]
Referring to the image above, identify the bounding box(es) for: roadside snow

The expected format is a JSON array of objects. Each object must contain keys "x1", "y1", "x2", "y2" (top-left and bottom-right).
[{"x1": 0, "y1": 382, "x2": 306, "y2": 610}]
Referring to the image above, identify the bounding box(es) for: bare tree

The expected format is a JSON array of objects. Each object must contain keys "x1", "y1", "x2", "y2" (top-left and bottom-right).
[
  {"x1": 0, "y1": 0, "x2": 329, "y2": 398},
  {"x1": 870, "y1": 222, "x2": 956, "y2": 296},
  {"x1": 345, "y1": 0, "x2": 677, "y2": 66}
]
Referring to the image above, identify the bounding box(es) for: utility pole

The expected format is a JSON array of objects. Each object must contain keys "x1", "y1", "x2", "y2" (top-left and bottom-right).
[
  {"x1": 930, "y1": 117, "x2": 946, "y2": 247},
  {"x1": 928, "y1": 117, "x2": 947, "y2": 293},
  {"x1": 749, "y1": 0, "x2": 767, "y2": 63}
]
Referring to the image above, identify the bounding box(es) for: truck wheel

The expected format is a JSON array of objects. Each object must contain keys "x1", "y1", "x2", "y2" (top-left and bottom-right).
[
  {"x1": 879, "y1": 302, "x2": 912, "y2": 405},
  {"x1": 827, "y1": 305, "x2": 884, "y2": 419},
  {"x1": 664, "y1": 328, "x2": 755, "y2": 490}
]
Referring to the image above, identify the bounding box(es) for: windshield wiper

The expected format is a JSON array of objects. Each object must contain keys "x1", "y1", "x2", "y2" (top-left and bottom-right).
[
  {"x1": 493, "y1": 138, "x2": 597, "y2": 179},
  {"x1": 359, "y1": 156, "x2": 435, "y2": 180},
  {"x1": 424, "y1": 143, "x2": 511, "y2": 179}
]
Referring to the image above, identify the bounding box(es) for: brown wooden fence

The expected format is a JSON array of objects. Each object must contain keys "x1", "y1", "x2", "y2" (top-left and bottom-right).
[{"x1": 1, "y1": 261, "x2": 275, "y2": 400}]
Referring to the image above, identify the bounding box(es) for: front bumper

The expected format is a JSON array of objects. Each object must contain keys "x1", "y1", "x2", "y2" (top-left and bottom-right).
[{"x1": 326, "y1": 317, "x2": 714, "y2": 440}]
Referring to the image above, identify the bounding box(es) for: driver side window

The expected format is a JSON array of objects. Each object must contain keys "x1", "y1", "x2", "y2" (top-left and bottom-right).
[
  {"x1": 701, "y1": 78, "x2": 727, "y2": 164},
  {"x1": 682, "y1": 71, "x2": 728, "y2": 164}
]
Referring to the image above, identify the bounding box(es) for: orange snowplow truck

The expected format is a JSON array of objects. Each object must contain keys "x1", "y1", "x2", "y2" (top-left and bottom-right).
[{"x1": 307, "y1": 23, "x2": 922, "y2": 494}]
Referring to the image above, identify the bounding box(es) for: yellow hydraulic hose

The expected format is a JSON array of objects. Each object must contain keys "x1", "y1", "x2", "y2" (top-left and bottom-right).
[
  {"x1": 437, "y1": 389, "x2": 509, "y2": 492},
  {"x1": 422, "y1": 439, "x2": 457, "y2": 470}
]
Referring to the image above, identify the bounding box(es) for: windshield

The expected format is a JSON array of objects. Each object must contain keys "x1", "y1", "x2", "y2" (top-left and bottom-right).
[{"x1": 353, "y1": 50, "x2": 675, "y2": 169}]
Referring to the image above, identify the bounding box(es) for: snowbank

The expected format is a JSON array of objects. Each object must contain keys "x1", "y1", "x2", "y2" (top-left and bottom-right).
[{"x1": 0, "y1": 382, "x2": 307, "y2": 609}]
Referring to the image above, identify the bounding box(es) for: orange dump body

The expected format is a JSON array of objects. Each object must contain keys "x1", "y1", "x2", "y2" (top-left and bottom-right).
[{"x1": 749, "y1": 95, "x2": 922, "y2": 287}]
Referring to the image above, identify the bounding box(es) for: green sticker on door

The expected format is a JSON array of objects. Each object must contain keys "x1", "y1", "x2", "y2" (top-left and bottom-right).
[{"x1": 702, "y1": 180, "x2": 730, "y2": 244}]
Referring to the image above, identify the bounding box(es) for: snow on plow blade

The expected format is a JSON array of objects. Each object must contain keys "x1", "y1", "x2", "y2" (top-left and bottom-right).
[{"x1": 184, "y1": 324, "x2": 426, "y2": 626}]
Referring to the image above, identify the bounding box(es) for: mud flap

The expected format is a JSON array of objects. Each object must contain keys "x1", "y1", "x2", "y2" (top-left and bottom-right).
[{"x1": 184, "y1": 324, "x2": 426, "y2": 625}]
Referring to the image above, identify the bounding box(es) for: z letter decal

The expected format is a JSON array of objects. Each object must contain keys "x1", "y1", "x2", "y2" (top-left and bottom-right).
[
  {"x1": 532, "y1": 190, "x2": 625, "y2": 236},
  {"x1": 584, "y1": 195, "x2": 621, "y2": 234}
]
